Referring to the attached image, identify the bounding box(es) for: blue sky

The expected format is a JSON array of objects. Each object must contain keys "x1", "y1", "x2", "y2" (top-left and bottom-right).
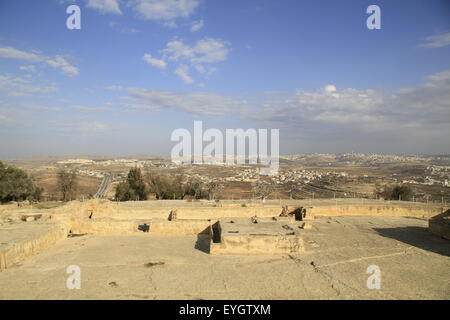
[{"x1": 0, "y1": 0, "x2": 449, "y2": 158}]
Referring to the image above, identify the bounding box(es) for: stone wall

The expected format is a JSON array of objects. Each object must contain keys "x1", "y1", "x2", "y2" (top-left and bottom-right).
[
  {"x1": 210, "y1": 234, "x2": 304, "y2": 255},
  {"x1": 428, "y1": 210, "x2": 450, "y2": 240},
  {"x1": 1, "y1": 199, "x2": 447, "y2": 269},
  {"x1": 0, "y1": 223, "x2": 67, "y2": 271},
  {"x1": 307, "y1": 205, "x2": 447, "y2": 218}
]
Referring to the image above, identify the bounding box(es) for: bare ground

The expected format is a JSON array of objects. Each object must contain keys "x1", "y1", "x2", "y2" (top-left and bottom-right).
[{"x1": 0, "y1": 216, "x2": 448, "y2": 299}]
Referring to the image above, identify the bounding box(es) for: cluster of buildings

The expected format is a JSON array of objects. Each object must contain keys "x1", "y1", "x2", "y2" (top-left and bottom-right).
[
  {"x1": 282, "y1": 153, "x2": 432, "y2": 166},
  {"x1": 225, "y1": 169, "x2": 259, "y2": 182},
  {"x1": 76, "y1": 169, "x2": 105, "y2": 179},
  {"x1": 335, "y1": 153, "x2": 426, "y2": 164},
  {"x1": 270, "y1": 170, "x2": 348, "y2": 185},
  {"x1": 402, "y1": 177, "x2": 450, "y2": 187},
  {"x1": 401, "y1": 166, "x2": 450, "y2": 187},
  {"x1": 57, "y1": 159, "x2": 94, "y2": 165},
  {"x1": 189, "y1": 173, "x2": 219, "y2": 184},
  {"x1": 427, "y1": 165, "x2": 449, "y2": 176},
  {"x1": 57, "y1": 158, "x2": 174, "y2": 169},
  {"x1": 223, "y1": 168, "x2": 349, "y2": 186}
]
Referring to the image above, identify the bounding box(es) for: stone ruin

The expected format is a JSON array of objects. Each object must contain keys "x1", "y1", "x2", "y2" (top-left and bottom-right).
[
  {"x1": 1, "y1": 199, "x2": 448, "y2": 271},
  {"x1": 428, "y1": 209, "x2": 450, "y2": 240}
]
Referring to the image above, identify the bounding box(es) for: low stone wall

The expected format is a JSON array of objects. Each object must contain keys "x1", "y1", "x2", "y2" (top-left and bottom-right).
[
  {"x1": 66, "y1": 218, "x2": 212, "y2": 236},
  {"x1": 1, "y1": 199, "x2": 447, "y2": 268},
  {"x1": 0, "y1": 203, "x2": 19, "y2": 213},
  {"x1": 49, "y1": 200, "x2": 448, "y2": 220},
  {"x1": 429, "y1": 219, "x2": 450, "y2": 240},
  {"x1": 210, "y1": 234, "x2": 304, "y2": 255},
  {"x1": 428, "y1": 211, "x2": 450, "y2": 240},
  {"x1": 68, "y1": 218, "x2": 146, "y2": 235},
  {"x1": 150, "y1": 219, "x2": 212, "y2": 235},
  {"x1": 50, "y1": 200, "x2": 283, "y2": 220},
  {"x1": 307, "y1": 205, "x2": 447, "y2": 218},
  {"x1": 0, "y1": 223, "x2": 67, "y2": 271},
  {"x1": 175, "y1": 207, "x2": 283, "y2": 219}
]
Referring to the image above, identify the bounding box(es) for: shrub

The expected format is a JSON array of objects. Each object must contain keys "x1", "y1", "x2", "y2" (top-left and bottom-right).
[
  {"x1": 115, "y1": 168, "x2": 147, "y2": 201},
  {"x1": 376, "y1": 184, "x2": 413, "y2": 201},
  {"x1": 0, "y1": 161, "x2": 42, "y2": 203},
  {"x1": 57, "y1": 169, "x2": 78, "y2": 201}
]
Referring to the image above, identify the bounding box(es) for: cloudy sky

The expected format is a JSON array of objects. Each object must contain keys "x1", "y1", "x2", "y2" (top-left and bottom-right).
[{"x1": 0, "y1": 0, "x2": 449, "y2": 159}]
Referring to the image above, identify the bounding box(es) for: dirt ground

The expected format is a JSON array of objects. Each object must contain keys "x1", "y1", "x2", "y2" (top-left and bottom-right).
[
  {"x1": 34, "y1": 172, "x2": 101, "y2": 200},
  {"x1": 0, "y1": 216, "x2": 448, "y2": 299}
]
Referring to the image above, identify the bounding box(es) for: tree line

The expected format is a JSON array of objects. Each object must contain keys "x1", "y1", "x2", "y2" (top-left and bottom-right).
[
  {"x1": 0, "y1": 160, "x2": 416, "y2": 203},
  {"x1": 114, "y1": 168, "x2": 224, "y2": 201},
  {"x1": 0, "y1": 161, "x2": 42, "y2": 203},
  {"x1": 0, "y1": 160, "x2": 79, "y2": 203},
  {"x1": 374, "y1": 184, "x2": 413, "y2": 201}
]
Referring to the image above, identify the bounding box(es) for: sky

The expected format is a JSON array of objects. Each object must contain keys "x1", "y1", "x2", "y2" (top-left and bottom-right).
[{"x1": 0, "y1": 0, "x2": 449, "y2": 159}]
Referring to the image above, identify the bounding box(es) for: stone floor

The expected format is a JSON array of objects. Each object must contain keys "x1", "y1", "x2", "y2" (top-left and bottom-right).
[{"x1": 0, "y1": 216, "x2": 449, "y2": 299}]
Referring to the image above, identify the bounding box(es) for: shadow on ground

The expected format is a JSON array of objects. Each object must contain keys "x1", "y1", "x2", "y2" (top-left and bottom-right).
[
  {"x1": 195, "y1": 234, "x2": 210, "y2": 254},
  {"x1": 373, "y1": 226, "x2": 450, "y2": 257}
]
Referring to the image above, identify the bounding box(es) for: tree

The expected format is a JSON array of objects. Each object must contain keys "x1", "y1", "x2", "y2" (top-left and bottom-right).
[
  {"x1": 31, "y1": 186, "x2": 43, "y2": 202},
  {"x1": 391, "y1": 184, "x2": 413, "y2": 201},
  {"x1": 284, "y1": 181, "x2": 298, "y2": 199},
  {"x1": 146, "y1": 173, "x2": 167, "y2": 199},
  {"x1": 253, "y1": 181, "x2": 273, "y2": 201},
  {"x1": 114, "y1": 181, "x2": 133, "y2": 201},
  {"x1": 146, "y1": 172, "x2": 189, "y2": 200},
  {"x1": 57, "y1": 169, "x2": 78, "y2": 201},
  {"x1": 127, "y1": 168, "x2": 146, "y2": 200},
  {"x1": 185, "y1": 178, "x2": 206, "y2": 199},
  {"x1": 376, "y1": 184, "x2": 413, "y2": 201},
  {"x1": 206, "y1": 181, "x2": 224, "y2": 200},
  {"x1": 115, "y1": 168, "x2": 147, "y2": 201},
  {"x1": 0, "y1": 161, "x2": 42, "y2": 203}
]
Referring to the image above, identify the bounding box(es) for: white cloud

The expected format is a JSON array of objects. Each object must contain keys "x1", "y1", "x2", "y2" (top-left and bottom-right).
[
  {"x1": 0, "y1": 46, "x2": 79, "y2": 76},
  {"x1": 143, "y1": 53, "x2": 167, "y2": 69},
  {"x1": 0, "y1": 113, "x2": 9, "y2": 123},
  {"x1": 105, "y1": 84, "x2": 124, "y2": 91},
  {"x1": 162, "y1": 37, "x2": 230, "y2": 83},
  {"x1": 61, "y1": 121, "x2": 110, "y2": 134},
  {"x1": 19, "y1": 65, "x2": 36, "y2": 73},
  {"x1": 162, "y1": 40, "x2": 192, "y2": 61},
  {"x1": 425, "y1": 70, "x2": 450, "y2": 85},
  {"x1": 86, "y1": 0, "x2": 122, "y2": 15},
  {"x1": 25, "y1": 104, "x2": 61, "y2": 112},
  {"x1": 131, "y1": 0, "x2": 199, "y2": 21},
  {"x1": 108, "y1": 21, "x2": 140, "y2": 34},
  {"x1": 419, "y1": 31, "x2": 450, "y2": 48},
  {"x1": 240, "y1": 70, "x2": 450, "y2": 141},
  {"x1": 90, "y1": 122, "x2": 109, "y2": 132},
  {"x1": 145, "y1": 38, "x2": 230, "y2": 84},
  {"x1": 123, "y1": 103, "x2": 160, "y2": 111},
  {"x1": 72, "y1": 105, "x2": 113, "y2": 112},
  {"x1": 0, "y1": 47, "x2": 41, "y2": 61},
  {"x1": 124, "y1": 88, "x2": 243, "y2": 116},
  {"x1": 43, "y1": 118, "x2": 111, "y2": 135},
  {"x1": 163, "y1": 38, "x2": 230, "y2": 64},
  {"x1": 162, "y1": 20, "x2": 177, "y2": 28},
  {"x1": 324, "y1": 84, "x2": 337, "y2": 92},
  {"x1": 46, "y1": 56, "x2": 79, "y2": 76},
  {"x1": 174, "y1": 64, "x2": 194, "y2": 84},
  {"x1": 0, "y1": 74, "x2": 58, "y2": 96},
  {"x1": 193, "y1": 38, "x2": 230, "y2": 64},
  {"x1": 190, "y1": 19, "x2": 204, "y2": 32}
]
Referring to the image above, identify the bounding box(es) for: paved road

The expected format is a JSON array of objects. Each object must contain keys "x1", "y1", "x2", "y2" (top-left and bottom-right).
[{"x1": 94, "y1": 174, "x2": 112, "y2": 199}]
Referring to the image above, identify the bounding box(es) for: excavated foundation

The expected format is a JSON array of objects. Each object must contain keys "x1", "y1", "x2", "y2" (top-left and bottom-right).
[{"x1": 0, "y1": 199, "x2": 448, "y2": 270}]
